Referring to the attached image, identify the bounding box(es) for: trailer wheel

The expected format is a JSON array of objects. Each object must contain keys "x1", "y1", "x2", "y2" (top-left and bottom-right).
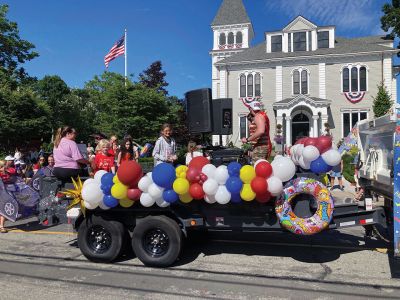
[
  {"x1": 78, "y1": 215, "x2": 125, "y2": 263},
  {"x1": 132, "y1": 216, "x2": 182, "y2": 267}
]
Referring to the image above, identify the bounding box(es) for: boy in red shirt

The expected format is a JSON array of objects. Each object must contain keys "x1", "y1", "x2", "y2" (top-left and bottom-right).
[{"x1": 92, "y1": 139, "x2": 116, "y2": 174}]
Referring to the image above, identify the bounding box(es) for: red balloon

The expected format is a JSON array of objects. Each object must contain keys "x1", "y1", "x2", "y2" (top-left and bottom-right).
[
  {"x1": 256, "y1": 191, "x2": 272, "y2": 203},
  {"x1": 250, "y1": 176, "x2": 268, "y2": 195},
  {"x1": 127, "y1": 188, "x2": 142, "y2": 201},
  {"x1": 189, "y1": 183, "x2": 205, "y2": 200},
  {"x1": 186, "y1": 167, "x2": 201, "y2": 183},
  {"x1": 255, "y1": 161, "x2": 273, "y2": 178},
  {"x1": 316, "y1": 135, "x2": 333, "y2": 154},
  {"x1": 295, "y1": 137, "x2": 307, "y2": 145},
  {"x1": 188, "y1": 156, "x2": 209, "y2": 170},
  {"x1": 304, "y1": 137, "x2": 318, "y2": 147},
  {"x1": 117, "y1": 161, "x2": 143, "y2": 186}
]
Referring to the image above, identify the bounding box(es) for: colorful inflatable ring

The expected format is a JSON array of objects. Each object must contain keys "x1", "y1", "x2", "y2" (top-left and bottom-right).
[{"x1": 275, "y1": 177, "x2": 334, "y2": 235}]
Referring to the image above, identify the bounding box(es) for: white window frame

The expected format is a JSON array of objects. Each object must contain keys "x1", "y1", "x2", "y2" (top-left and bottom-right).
[
  {"x1": 271, "y1": 34, "x2": 283, "y2": 52},
  {"x1": 341, "y1": 109, "x2": 369, "y2": 138},
  {"x1": 340, "y1": 64, "x2": 369, "y2": 93},
  {"x1": 238, "y1": 71, "x2": 263, "y2": 98},
  {"x1": 291, "y1": 67, "x2": 310, "y2": 96},
  {"x1": 317, "y1": 30, "x2": 330, "y2": 49}
]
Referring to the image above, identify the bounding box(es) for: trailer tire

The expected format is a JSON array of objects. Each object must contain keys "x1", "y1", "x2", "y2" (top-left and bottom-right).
[
  {"x1": 275, "y1": 177, "x2": 334, "y2": 235},
  {"x1": 78, "y1": 215, "x2": 125, "y2": 263},
  {"x1": 132, "y1": 215, "x2": 182, "y2": 267}
]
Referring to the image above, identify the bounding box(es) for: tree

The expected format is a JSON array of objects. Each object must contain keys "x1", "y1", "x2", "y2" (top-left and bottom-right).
[
  {"x1": 0, "y1": 5, "x2": 38, "y2": 82},
  {"x1": 139, "y1": 61, "x2": 169, "y2": 95},
  {"x1": 0, "y1": 86, "x2": 51, "y2": 151},
  {"x1": 381, "y1": 0, "x2": 400, "y2": 55},
  {"x1": 373, "y1": 82, "x2": 393, "y2": 117}
]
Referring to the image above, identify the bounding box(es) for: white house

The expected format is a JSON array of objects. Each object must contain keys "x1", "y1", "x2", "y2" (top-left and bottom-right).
[{"x1": 210, "y1": 0, "x2": 398, "y2": 147}]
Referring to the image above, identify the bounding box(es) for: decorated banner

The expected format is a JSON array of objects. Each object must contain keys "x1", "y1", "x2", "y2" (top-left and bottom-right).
[
  {"x1": 394, "y1": 103, "x2": 400, "y2": 257},
  {"x1": 344, "y1": 91, "x2": 365, "y2": 104}
]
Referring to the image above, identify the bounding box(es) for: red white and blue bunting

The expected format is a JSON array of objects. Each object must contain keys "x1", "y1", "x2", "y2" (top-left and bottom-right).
[
  {"x1": 344, "y1": 91, "x2": 365, "y2": 104},
  {"x1": 240, "y1": 97, "x2": 262, "y2": 108}
]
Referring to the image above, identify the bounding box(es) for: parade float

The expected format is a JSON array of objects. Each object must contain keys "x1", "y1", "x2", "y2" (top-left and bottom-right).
[{"x1": 61, "y1": 135, "x2": 390, "y2": 267}]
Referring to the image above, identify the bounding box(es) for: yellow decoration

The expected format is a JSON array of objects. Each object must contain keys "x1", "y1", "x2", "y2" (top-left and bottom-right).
[
  {"x1": 119, "y1": 198, "x2": 135, "y2": 208},
  {"x1": 179, "y1": 193, "x2": 193, "y2": 203},
  {"x1": 240, "y1": 183, "x2": 256, "y2": 202},
  {"x1": 175, "y1": 165, "x2": 188, "y2": 178},
  {"x1": 113, "y1": 175, "x2": 120, "y2": 184},
  {"x1": 111, "y1": 182, "x2": 128, "y2": 199},
  {"x1": 173, "y1": 178, "x2": 190, "y2": 195},
  {"x1": 62, "y1": 177, "x2": 86, "y2": 216},
  {"x1": 240, "y1": 165, "x2": 256, "y2": 184}
]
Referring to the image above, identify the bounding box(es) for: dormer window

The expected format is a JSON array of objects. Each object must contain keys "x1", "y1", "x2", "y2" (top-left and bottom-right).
[
  {"x1": 318, "y1": 31, "x2": 329, "y2": 48},
  {"x1": 293, "y1": 32, "x2": 306, "y2": 51},
  {"x1": 271, "y1": 35, "x2": 282, "y2": 52}
]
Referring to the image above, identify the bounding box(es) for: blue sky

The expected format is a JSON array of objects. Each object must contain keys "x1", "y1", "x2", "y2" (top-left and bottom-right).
[{"x1": 6, "y1": 0, "x2": 400, "y2": 98}]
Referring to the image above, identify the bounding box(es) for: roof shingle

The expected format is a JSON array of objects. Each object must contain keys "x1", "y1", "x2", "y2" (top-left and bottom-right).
[{"x1": 212, "y1": 0, "x2": 251, "y2": 26}]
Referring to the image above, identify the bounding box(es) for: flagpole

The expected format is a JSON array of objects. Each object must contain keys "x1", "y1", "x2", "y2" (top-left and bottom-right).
[{"x1": 124, "y1": 28, "x2": 127, "y2": 85}]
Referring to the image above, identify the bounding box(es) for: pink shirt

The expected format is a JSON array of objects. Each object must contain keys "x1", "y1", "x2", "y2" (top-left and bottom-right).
[{"x1": 53, "y1": 138, "x2": 83, "y2": 169}]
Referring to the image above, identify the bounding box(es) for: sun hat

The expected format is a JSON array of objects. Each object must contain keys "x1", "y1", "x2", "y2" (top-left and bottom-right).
[{"x1": 5, "y1": 155, "x2": 15, "y2": 161}]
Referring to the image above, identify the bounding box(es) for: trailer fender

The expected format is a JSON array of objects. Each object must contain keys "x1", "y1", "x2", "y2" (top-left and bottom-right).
[{"x1": 275, "y1": 177, "x2": 334, "y2": 235}]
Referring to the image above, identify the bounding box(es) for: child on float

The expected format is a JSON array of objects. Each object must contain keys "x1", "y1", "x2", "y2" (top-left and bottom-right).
[
  {"x1": 185, "y1": 141, "x2": 204, "y2": 166},
  {"x1": 92, "y1": 139, "x2": 116, "y2": 174},
  {"x1": 152, "y1": 123, "x2": 177, "y2": 166},
  {"x1": 0, "y1": 158, "x2": 17, "y2": 233}
]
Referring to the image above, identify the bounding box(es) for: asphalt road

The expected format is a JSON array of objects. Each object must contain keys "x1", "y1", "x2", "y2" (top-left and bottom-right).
[{"x1": 0, "y1": 218, "x2": 399, "y2": 300}]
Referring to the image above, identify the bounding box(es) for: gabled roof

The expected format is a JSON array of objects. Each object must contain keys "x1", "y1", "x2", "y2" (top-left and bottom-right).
[
  {"x1": 212, "y1": 0, "x2": 251, "y2": 26},
  {"x1": 273, "y1": 95, "x2": 331, "y2": 109},
  {"x1": 216, "y1": 36, "x2": 398, "y2": 65},
  {"x1": 283, "y1": 16, "x2": 317, "y2": 32}
]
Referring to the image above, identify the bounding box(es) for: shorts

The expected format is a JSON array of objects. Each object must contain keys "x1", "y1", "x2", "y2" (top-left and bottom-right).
[
  {"x1": 330, "y1": 171, "x2": 342, "y2": 178},
  {"x1": 252, "y1": 144, "x2": 270, "y2": 164}
]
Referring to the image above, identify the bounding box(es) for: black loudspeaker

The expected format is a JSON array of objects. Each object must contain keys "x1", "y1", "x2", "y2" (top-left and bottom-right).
[
  {"x1": 212, "y1": 98, "x2": 232, "y2": 135},
  {"x1": 185, "y1": 88, "x2": 213, "y2": 133}
]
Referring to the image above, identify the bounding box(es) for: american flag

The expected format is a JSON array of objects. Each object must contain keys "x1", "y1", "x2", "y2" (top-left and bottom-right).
[{"x1": 104, "y1": 35, "x2": 125, "y2": 68}]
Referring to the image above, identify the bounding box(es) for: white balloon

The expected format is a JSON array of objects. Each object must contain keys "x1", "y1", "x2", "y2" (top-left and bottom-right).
[
  {"x1": 267, "y1": 176, "x2": 283, "y2": 196},
  {"x1": 202, "y1": 164, "x2": 217, "y2": 179},
  {"x1": 140, "y1": 192, "x2": 156, "y2": 207},
  {"x1": 98, "y1": 201, "x2": 111, "y2": 210},
  {"x1": 298, "y1": 156, "x2": 311, "y2": 170},
  {"x1": 274, "y1": 155, "x2": 284, "y2": 161},
  {"x1": 295, "y1": 144, "x2": 304, "y2": 159},
  {"x1": 214, "y1": 166, "x2": 229, "y2": 185},
  {"x1": 138, "y1": 176, "x2": 153, "y2": 192},
  {"x1": 291, "y1": 152, "x2": 299, "y2": 165},
  {"x1": 155, "y1": 197, "x2": 170, "y2": 208},
  {"x1": 148, "y1": 183, "x2": 164, "y2": 199},
  {"x1": 83, "y1": 178, "x2": 96, "y2": 187},
  {"x1": 94, "y1": 170, "x2": 107, "y2": 183},
  {"x1": 322, "y1": 149, "x2": 342, "y2": 166},
  {"x1": 302, "y1": 145, "x2": 320, "y2": 162},
  {"x1": 146, "y1": 172, "x2": 153, "y2": 180},
  {"x1": 215, "y1": 185, "x2": 231, "y2": 204},
  {"x1": 271, "y1": 157, "x2": 296, "y2": 182},
  {"x1": 81, "y1": 183, "x2": 103, "y2": 205},
  {"x1": 254, "y1": 159, "x2": 268, "y2": 168},
  {"x1": 205, "y1": 194, "x2": 217, "y2": 204},
  {"x1": 203, "y1": 178, "x2": 219, "y2": 195},
  {"x1": 84, "y1": 200, "x2": 98, "y2": 210}
]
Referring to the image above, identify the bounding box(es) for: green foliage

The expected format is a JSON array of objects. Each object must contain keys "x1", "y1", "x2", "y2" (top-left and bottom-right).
[
  {"x1": 372, "y1": 83, "x2": 393, "y2": 118},
  {"x1": 0, "y1": 5, "x2": 38, "y2": 82},
  {"x1": 139, "y1": 61, "x2": 169, "y2": 95},
  {"x1": 381, "y1": 0, "x2": 400, "y2": 56},
  {"x1": 342, "y1": 153, "x2": 356, "y2": 183}
]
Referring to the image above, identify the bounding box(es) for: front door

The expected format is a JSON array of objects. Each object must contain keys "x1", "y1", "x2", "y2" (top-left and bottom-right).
[{"x1": 291, "y1": 113, "x2": 310, "y2": 143}]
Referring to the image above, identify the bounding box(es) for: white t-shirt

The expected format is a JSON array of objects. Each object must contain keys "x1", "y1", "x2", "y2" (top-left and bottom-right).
[{"x1": 185, "y1": 151, "x2": 203, "y2": 166}]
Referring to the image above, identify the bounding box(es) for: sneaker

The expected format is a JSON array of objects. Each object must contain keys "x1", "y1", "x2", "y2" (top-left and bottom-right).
[
  {"x1": 340, "y1": 186, "x2": 345, "y2": 191},
  {"x1": 0, "y1": 227, "x2": 8, "y2": 233}
]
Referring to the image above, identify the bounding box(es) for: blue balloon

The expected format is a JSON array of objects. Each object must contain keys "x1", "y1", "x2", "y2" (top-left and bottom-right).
[
  {"x1": 310, "y1": 156, "x2": 332, "y2": 174},
  {"x1": 231, "y1": 193, "x2": 242, "y2": 204},
  {"x1": 227, "y1": 162, "x2": 242, "y2": 177},
  {"x1": 101, "y1": 172, "x2": 114, "y2": 186},
  {"x1": 163, "y1": 189, "x2": 179, "y2": 204},
  {"x1": 152, "y1": 163, "x2": 176, "y2": 189},
  {"x1": 101, "y1": 183, "x2": 113, "y2": 195},
  {"x1": 103, "y1": 195, "x2": 119, "y2": 208},
  {"x1": 225, "y1": 176, "x2": 243, "y2": 194}
]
